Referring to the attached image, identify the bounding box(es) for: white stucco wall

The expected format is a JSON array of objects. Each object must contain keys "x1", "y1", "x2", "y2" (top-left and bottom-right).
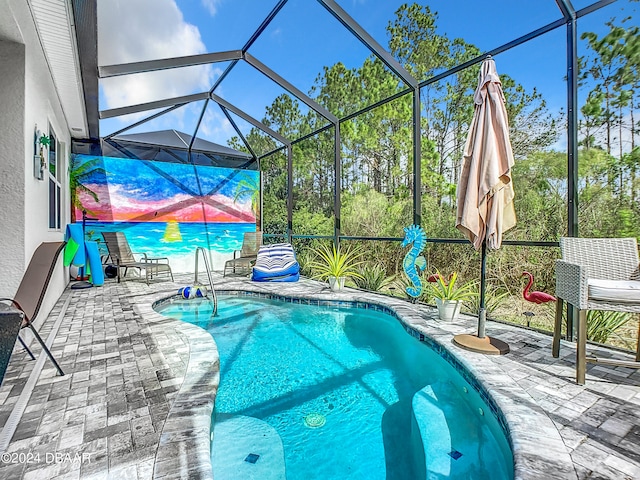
[
  {"x1": 0, "y1": 40, "x2": 26, "y2": 297},
  {"x1": 0, "y1": 0, "x2": 71, "y2": 330}
]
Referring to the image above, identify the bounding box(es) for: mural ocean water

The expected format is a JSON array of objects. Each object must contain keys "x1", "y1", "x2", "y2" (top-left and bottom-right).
[
  {"x1": 86, "y1": 221, "x2": 255, "y2": 272},
  {"x1": 72, "y1": 154, "x2": 259, "y2": 273}
]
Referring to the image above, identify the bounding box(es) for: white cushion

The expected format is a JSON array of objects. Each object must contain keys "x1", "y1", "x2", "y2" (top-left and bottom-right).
[{"x1": 588, "y1": 278, "x2": 640, "y2": 303}]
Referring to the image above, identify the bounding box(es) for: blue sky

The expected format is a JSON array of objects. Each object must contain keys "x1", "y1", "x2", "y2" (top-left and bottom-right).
[{"x1": 97, "y1": 0, "x2": 638, "y2": 149}]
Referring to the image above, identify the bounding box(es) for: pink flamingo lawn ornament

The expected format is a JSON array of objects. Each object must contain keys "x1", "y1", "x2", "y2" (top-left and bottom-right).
[{"x1": 521, "y1": 271, "x2": 557, "y2": 304}]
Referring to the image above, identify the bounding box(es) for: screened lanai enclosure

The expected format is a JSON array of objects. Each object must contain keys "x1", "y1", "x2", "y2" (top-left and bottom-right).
[{"x1": 71, "y1": 0, "x2": 639, "y2": 352}]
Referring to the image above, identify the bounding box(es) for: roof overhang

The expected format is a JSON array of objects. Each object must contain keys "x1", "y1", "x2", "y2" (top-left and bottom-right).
[{"x1": 29, "y1": 0, "x2": 92, "y2": 139}]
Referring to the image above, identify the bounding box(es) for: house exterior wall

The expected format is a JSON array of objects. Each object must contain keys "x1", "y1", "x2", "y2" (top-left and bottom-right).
[
  {"x1": 0, "y1": 40, "x2": 27, "y2": 298},
  {"x1": 0, "y1": 0, "x2": 71, "y2": 330}
]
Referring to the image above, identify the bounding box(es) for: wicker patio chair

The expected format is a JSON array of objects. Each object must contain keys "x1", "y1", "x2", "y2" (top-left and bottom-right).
[
  {"x1": 102, "y1": 231, "x2": 173, "y2": 284},
  {"x1": 223, "y1": 231, "x2": 262, "y2": 276},
  {"x1": 552, "y1": 237, "x2": 640, "y2": 384}
]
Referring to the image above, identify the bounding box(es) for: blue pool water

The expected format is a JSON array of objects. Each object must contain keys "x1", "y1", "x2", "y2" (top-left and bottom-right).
[{"x1": 158, "y1": 296, "x2": 514, "y2": 480}]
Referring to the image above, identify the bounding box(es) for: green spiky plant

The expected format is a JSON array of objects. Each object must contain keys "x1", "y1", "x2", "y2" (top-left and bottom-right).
[
  {"x1": 465, "y1": 283, "x2": 509, "y2": 316},
  {"x1": 308, "y1": 243, "x2": 365, "y2": 282},
  {"x1": 425, "y1": 271, "x2": 477, "y2": 302},
  {"x1": 352, "y1": 263, "x2": 395, "y2": 292},
  {"x1": 586, "y1": 310, "x2": 632, "y2": 344},
  {"x1": 296, "y1": 248, "x2": 316, "y2": 278}
]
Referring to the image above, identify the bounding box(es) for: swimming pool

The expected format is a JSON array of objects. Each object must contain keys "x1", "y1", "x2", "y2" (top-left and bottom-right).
[{"x1": 157, "y1": 294, "x2": 514, "y2": 480}]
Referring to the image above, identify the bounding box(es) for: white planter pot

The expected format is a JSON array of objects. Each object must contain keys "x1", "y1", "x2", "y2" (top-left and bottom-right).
[
  {"x1": 435, "y1": 298, "x2": 462, "y2": 321},
  {"x1": 328, "y1": 276, "x2": 346, "y2": 292}
]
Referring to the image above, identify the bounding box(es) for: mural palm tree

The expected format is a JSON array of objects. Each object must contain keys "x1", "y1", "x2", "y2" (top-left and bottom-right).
[
  {"x1": 69, "y1": 156, "x2": 107, "y2": 222},
  {"x1": 233, "y1": 173, "x2": 261, "y2": 229}
]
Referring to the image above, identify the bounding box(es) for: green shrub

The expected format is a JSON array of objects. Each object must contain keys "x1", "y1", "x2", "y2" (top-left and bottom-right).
[
  {"x1": 587, "y1": 310, "x2": 631, "y2": 344},
  {"x1": 465, "y1": 284, "x2": 510, "y2": 317},
  {"x1": 308, "y1": 243, "x2": 365, "y2": 281},
  {"x1": 352, "y1": 263, "x2": 394, "y2": 292}
]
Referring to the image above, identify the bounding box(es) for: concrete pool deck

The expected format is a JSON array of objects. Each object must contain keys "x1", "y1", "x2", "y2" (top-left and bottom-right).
[{"x1": 0, "y1": 273, "x2": 638, "y2": 479}]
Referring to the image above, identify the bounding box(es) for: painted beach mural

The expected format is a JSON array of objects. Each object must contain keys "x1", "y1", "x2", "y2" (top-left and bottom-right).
[{"x1": 71, "y1": 154, "x2": 258, "y2": 273}]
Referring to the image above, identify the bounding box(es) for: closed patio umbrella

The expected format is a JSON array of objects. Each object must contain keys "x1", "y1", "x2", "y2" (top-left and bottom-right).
[{"x1": 453, "y1": 56, "x2": 516, "y2": 355}]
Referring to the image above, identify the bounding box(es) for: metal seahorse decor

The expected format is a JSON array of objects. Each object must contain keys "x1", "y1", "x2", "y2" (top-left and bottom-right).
[{"x1": 401, "y1": 224, "x2": 427, "y2": 298}]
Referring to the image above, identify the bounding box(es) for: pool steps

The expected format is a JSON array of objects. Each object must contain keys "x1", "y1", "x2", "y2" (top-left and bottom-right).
[{"x1": 211, "y1": 413, "x2": 286, "y2": 479}]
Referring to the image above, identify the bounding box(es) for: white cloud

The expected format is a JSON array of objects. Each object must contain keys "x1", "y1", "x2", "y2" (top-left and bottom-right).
[
  {"x1": 270, "y1": 27, "x2": 282, "y2": 39},
  {"x1": 201, "y1": 0, "x2": 222, "y2": 16},
  {"x1": 98, "y1": 0, "x2": 214, "y2": 120}
]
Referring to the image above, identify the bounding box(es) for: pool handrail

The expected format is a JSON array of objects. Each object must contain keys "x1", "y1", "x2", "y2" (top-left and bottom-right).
[{"x1": 194, "y1": 247, "x2": 218, "y2": 316}]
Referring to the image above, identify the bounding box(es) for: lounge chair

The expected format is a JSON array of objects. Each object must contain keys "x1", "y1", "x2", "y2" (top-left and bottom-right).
[
  {"x1": 252, "y1": 243, "x2": 300, "y2": 282},
  {"x1": 101, "y1": 231, "x2": 174, "y2": 284},
  {"x1": 0, "y1": 242, "x2": 66, "y2": 376},
  {"x1": 553, "y1": 237, "x2": 640, "y2": 384},
  {"x1": 223, "y1": 231, "x2": 263, "y2": 276}
]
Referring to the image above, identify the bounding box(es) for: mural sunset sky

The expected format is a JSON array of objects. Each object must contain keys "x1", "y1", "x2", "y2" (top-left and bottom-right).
[{"x1": 74, "y1": 155, "x2": 257, "y2": 224}]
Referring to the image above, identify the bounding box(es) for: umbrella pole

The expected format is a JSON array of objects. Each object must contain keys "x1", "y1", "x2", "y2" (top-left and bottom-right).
[
  {"x1": 478, "y1": 241, "x2": 487, "y2": 338},
  {"x1": 452, "y1": 239, "x2": 509, "y2": 355}
]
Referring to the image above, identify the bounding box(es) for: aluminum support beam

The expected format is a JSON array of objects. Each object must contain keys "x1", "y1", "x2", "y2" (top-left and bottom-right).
[
  {"x1": 189, "y1": 98, "x2": 211, "y2": 150},
  {"x1": 242, "y1": 0, "x2": 288, "y2": 53},
  {"x1": 566, "y1": 16, "x2": 578, "y2": 238},
  {"x1": 209, "y1": 93, "x2": 293, "y2": 246},
  {"x1": 565, "y1": 6, "x2": 579, "y2": 342},
  {"x1": 99, "y1": 50, "x2": 243, "y2": 78},
  {"x1": 71, "y1": 0, "x2": 99, "y2": 139},
  {"x1": 317, "y1": 0, "x2": 418, "y2": 89},
  {"x1": 287, "y1": 144, "x2": 293, "y2": 243},
  {"x1": 419, "y1": 18, "x2": 565, "y2": 90},
  {"x1": 103, "y1": 104, "x2": 185, "y2": 140},
  {"x1": 210, "y1": 93, "x2": 290, "y2": 146},
  {"x1": 99, "y1": 92, "x2": 209, "y2": 119},
  {"x1": 412, "y1": 87, "x2": 421, "y2": 226},
  {"x1": 208, "y1": 0, "x2": 288, "y2": 94},
  {"x1": 219, "y1": 106, "x2": 258, "y2": 160},
  {"x1": 333, "y1": 124, "x2": 341, "y2": 246},
  {"x1": 259, "y1": 169, "x2": 264, "y2": 233},
  {"x1": 555, "y1": 0, "x2": 574, "y2": 19},
  {"x1": 244, "y1": 53, "x2": 338, "y2": 123},
  {"x1": 575, "y1": 0, "x2": 618, "y2": 18}
]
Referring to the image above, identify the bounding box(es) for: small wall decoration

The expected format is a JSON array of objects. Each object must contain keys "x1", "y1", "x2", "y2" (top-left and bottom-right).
[{"x1": 33, "y1": 126, "x2": 49, "y2": 180}]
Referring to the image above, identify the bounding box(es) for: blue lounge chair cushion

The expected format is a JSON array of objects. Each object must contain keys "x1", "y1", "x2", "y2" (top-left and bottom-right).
[
  {"x1": 251, "y1": 243, "x2": 300, "y2": 282},
  {"x1": 253, "y1": 272, "x2": 300, "y2": 283}
]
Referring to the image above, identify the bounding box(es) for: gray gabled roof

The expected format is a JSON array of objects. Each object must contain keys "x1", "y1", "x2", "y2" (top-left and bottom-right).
[
  {"x1": 111, "y1": 130, "x2": 252, "y2": 159},
  {"x1": 98, "y1": 129, "x2": 257, "y2": 170}
]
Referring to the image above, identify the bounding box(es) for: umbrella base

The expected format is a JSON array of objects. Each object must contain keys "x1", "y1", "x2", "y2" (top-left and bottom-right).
[{"x1": 452, "y1": 334, "x2": 510, "y2": 355}]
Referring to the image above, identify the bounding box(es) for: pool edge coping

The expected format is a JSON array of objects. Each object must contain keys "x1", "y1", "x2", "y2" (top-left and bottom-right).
[{"x1": 133, "y1": 289, "x2": 219, "y2": 480}]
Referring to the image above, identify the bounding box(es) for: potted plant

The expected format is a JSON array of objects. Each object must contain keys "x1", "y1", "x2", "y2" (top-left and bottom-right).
[
  {"x1": 427, "y1": 271, "x2": 477, "y2": 321},
  {"x1": 309, "y1": 243, "x2": 364, "y2": 292}
]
